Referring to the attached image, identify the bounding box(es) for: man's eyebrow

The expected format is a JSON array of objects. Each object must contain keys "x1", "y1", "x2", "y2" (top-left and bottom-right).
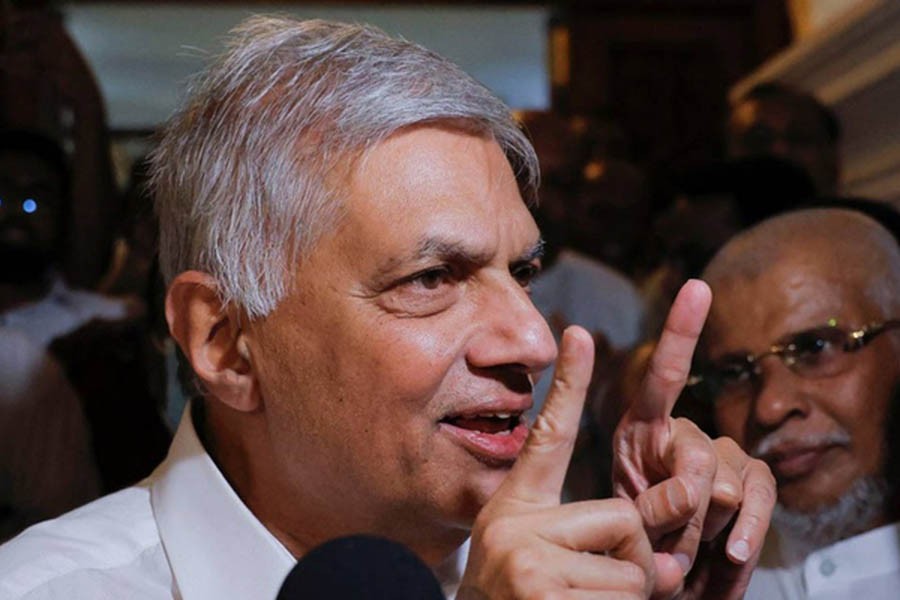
[
  {"x1": 412, "y1": 236, "x2": 546, "y2": 265},
  {"x1": 518, "y1": 238, "x2": 546, "y2": 263},
  {"x1": 372, "y1": 236, "x2": 545, "y2": 282},
  {"x1": 412, "y1": 237, "x2": 493, "y2": 264}
]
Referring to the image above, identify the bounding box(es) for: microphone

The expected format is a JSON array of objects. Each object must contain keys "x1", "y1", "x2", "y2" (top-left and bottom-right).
[{"x1": 276, "y1": 534, "x2": 446, "y2": 599}]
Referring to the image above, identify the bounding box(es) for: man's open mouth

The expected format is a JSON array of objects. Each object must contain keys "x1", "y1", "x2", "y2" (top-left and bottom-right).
[
  {"x1": 439, "y1": 410, "x2": 529, "y2": 464},
  {"x1": 441, "y1": 412, "x2": 521, "y2": 435}
]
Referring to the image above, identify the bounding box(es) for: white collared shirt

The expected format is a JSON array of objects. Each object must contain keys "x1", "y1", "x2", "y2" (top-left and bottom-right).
[
  {"x1": 0, "y1": 406, "x2": 466, "y2": 599},
  {"x1": 746, "y1": 522, "x2": 900, "y2": 600}
]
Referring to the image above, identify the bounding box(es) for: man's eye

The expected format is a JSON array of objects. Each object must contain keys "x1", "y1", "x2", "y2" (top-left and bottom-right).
[
  {"x1": 716, "y1": 360, "x2": 752, "y2": 384},
  {"x1": 786, "y1": 328, "x2": 841, "y2": 368},
  {"x1": 791, "y1": 332, "x2": 830, "y2": 354},
  {"x1": 409, "y1": 267, "x2": 452, "y2": 290},
  {"x1": 511, "y1": 262, "x2": 540, "y2": 288}
]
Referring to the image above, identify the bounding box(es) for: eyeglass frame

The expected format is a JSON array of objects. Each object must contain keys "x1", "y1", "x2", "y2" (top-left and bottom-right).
[{"x1": 686, "y1": 318, "x2": 900, "y2": 400}]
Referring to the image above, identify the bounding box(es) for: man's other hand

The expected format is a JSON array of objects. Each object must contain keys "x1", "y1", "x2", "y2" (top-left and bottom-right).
[{"x1": 613, "y1": 280, "x2": 776, "y2": 599}]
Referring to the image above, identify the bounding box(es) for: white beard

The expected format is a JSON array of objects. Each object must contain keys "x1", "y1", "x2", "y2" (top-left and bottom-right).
[{"x1": 773, "y1": 475, "x2": 889, "y2": 553}]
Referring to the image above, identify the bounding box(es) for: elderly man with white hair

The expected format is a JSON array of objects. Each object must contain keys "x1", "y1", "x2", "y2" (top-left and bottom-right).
[{"x1": 691, "y1": 207, "x2": 900, "y2": 598}]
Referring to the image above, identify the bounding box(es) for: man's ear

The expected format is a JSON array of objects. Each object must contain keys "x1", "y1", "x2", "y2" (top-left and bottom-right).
[{"x1": 166, "y1": 271, "x2": 259, "y2": 412}]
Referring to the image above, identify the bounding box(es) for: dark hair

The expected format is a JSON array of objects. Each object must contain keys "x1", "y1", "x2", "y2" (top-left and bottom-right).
[
  {"x1": 0, "y1": 129, "x2": 70, "y2": 185},
  {"x1": 673, "y1": 155, "x2": 817, "y2": 228}
]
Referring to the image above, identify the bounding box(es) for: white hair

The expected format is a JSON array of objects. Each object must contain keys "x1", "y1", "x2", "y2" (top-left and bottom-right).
[
  {"x1": 150, "y1": 15, "x2": 539, "y2": 318},
  {"x1": 772, "y1": 475, "x2": 889, "y2": 554}
]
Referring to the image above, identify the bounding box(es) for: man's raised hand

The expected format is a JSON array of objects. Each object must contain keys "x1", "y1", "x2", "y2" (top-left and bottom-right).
[{"x1": 612, "y1": 280, "x2": 776, "y2": 599}]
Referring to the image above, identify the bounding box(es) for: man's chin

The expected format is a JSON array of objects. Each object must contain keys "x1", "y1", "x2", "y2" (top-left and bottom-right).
[{"x1": 773, "y1": 475, "x2": 888, "y2": 549}]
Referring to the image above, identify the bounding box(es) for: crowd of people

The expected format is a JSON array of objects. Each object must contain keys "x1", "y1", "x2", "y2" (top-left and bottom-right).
[{"x1": 0, "y1": 6, "x2": 898, "y2": 600}]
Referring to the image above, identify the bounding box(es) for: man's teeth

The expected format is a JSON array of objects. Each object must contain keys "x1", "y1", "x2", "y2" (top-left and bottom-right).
[
  {"x1": 460, "y1": 412, "x2": 513, "y2": 419},
  {"x1": 446, "y1": 412, "x2": 521, "y2": 434}
]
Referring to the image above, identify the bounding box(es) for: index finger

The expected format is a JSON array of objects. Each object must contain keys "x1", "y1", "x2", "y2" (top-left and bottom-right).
[
  {"x1": 496, "y1": 325, "x2": 594, "y2": 505},
  {"x1": 630, "y1": 279, "x2": 711, "y2": 423}
]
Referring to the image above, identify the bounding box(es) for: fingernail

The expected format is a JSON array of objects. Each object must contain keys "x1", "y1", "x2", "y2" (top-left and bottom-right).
[
  {"x1": 673, "y1": 552, "x2": 692, "y2": 575},
  {"x1": 728, "y1": 539, "x2": 750, "y2": 563}
]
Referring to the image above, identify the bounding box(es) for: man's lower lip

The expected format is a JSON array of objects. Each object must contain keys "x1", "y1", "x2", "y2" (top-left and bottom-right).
[
  {"x1": 769, "y1": 447, "x2": 829, "y2": 480},
  {"x1": 439, "y1": 421, "x2": 529, "y2": 463}
]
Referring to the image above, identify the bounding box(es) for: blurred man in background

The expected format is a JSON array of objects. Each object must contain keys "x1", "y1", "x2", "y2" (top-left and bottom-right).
[{"x1": 727, "y1": 82, "x2": 841, "y2": 195}]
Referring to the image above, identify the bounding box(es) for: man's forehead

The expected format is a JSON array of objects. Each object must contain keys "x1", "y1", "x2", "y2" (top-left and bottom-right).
[
  {"x1": 706, "y1": 264, "x2": 870, "y2": 346},
  {"x1": 326, "y1": 126, "x2": 540, "y2": 284}
]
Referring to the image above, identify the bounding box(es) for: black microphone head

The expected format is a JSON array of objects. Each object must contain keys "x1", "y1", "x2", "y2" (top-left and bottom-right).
[{"x1": 276, "y1": 534, "x2": 446, "y2": 600}]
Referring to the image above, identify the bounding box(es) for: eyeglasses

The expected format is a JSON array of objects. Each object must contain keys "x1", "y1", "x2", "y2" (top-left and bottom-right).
[{"x1": 687, "y1": 319, "x2": 900, "y2": 404}]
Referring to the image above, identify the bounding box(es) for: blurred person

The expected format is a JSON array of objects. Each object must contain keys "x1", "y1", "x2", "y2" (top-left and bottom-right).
[
  {"x1": 0, "y1": 130, "x2": 106, "y2": 539},
  {"x1": 0, "y1": 2, "x2": 117, "y2": 287},
  {"x1": 0, "y1": 17, "x2": 774, "y2": 600},
  {"x1": 642, "y1": 156, "x2": 816, "y2": 336},
  {"x1": 523, "y1": 112, "x2": 647, "y2": 417},
  {"x1": 691, "y1": 208, "x2": 900, "y2": 598},
  {"x1": 568, "y1": 156, "x2": 650, "y2": 277},
  {"x1": 727, "y1": 82, "x2": 840, "y2": 195},
  {"x1": 0, "y1": 130, "x2": 169, "y2": 530}
]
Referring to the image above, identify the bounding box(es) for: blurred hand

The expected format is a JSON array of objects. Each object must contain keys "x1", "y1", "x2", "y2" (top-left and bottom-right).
[
  {"x1": 460, "y1": 327, "x2": 656, "y2": 599},
  {"x1": 613, "y1": 280, "x2": 775, "y2": 599}
]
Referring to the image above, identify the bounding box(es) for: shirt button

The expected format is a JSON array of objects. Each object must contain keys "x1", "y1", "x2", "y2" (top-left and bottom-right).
[{"x1": 819, "y1": 558, "x2": 836, "y2": 576}]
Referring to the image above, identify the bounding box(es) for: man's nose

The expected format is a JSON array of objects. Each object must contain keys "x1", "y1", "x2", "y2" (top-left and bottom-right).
[
  {"x1": 466, "y1": 274, "x2": 558, "y2": 375},
  {"x1": 751, "y1": 361, "x2": 811, "y2": 428}
]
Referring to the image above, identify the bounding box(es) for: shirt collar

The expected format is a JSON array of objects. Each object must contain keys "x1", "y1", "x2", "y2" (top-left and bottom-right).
[{"x1": 150, "y1": 402, "x2": 295, "y2": 600}]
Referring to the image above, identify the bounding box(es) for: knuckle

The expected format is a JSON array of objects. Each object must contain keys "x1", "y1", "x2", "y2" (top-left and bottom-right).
[
  {"x1": 681, "y1": 508, "x2": 706, "y2": 539},
  {"x1": 671, "y1": 477, "x2": 700, "y2": 516},
  {"x1": 684, "y1": 452, "x2": 717, "y2": 484},
  {"x1": 635, "y1": 492, "x2": 659, "y2": 528},
  {"x1": 648, "y1": 355, "x2": 687, "y2": 385},
  {"x1": 747, "y1": 476, "x2": 778, "y2": 509},
  {"x1": 713, "y1": 435, "x2": 743, "y2": 458},
  {"x1": 713, "y1": 479, "x2": 742, "y2": 509},
  {"x1": 679, "y1": 438, "x2": 717, "y2": 476},
  {"x1": 528, "y1": 413, "x2": 576, "y2": 454},
  {"x1": 740, "y1": 510, "x2": 765, "y2": 534}
]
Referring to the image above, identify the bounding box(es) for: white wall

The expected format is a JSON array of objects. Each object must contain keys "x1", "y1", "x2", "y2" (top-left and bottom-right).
[{"x1": 62, "y1": 3, "x2": 551, "y2": 130}]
